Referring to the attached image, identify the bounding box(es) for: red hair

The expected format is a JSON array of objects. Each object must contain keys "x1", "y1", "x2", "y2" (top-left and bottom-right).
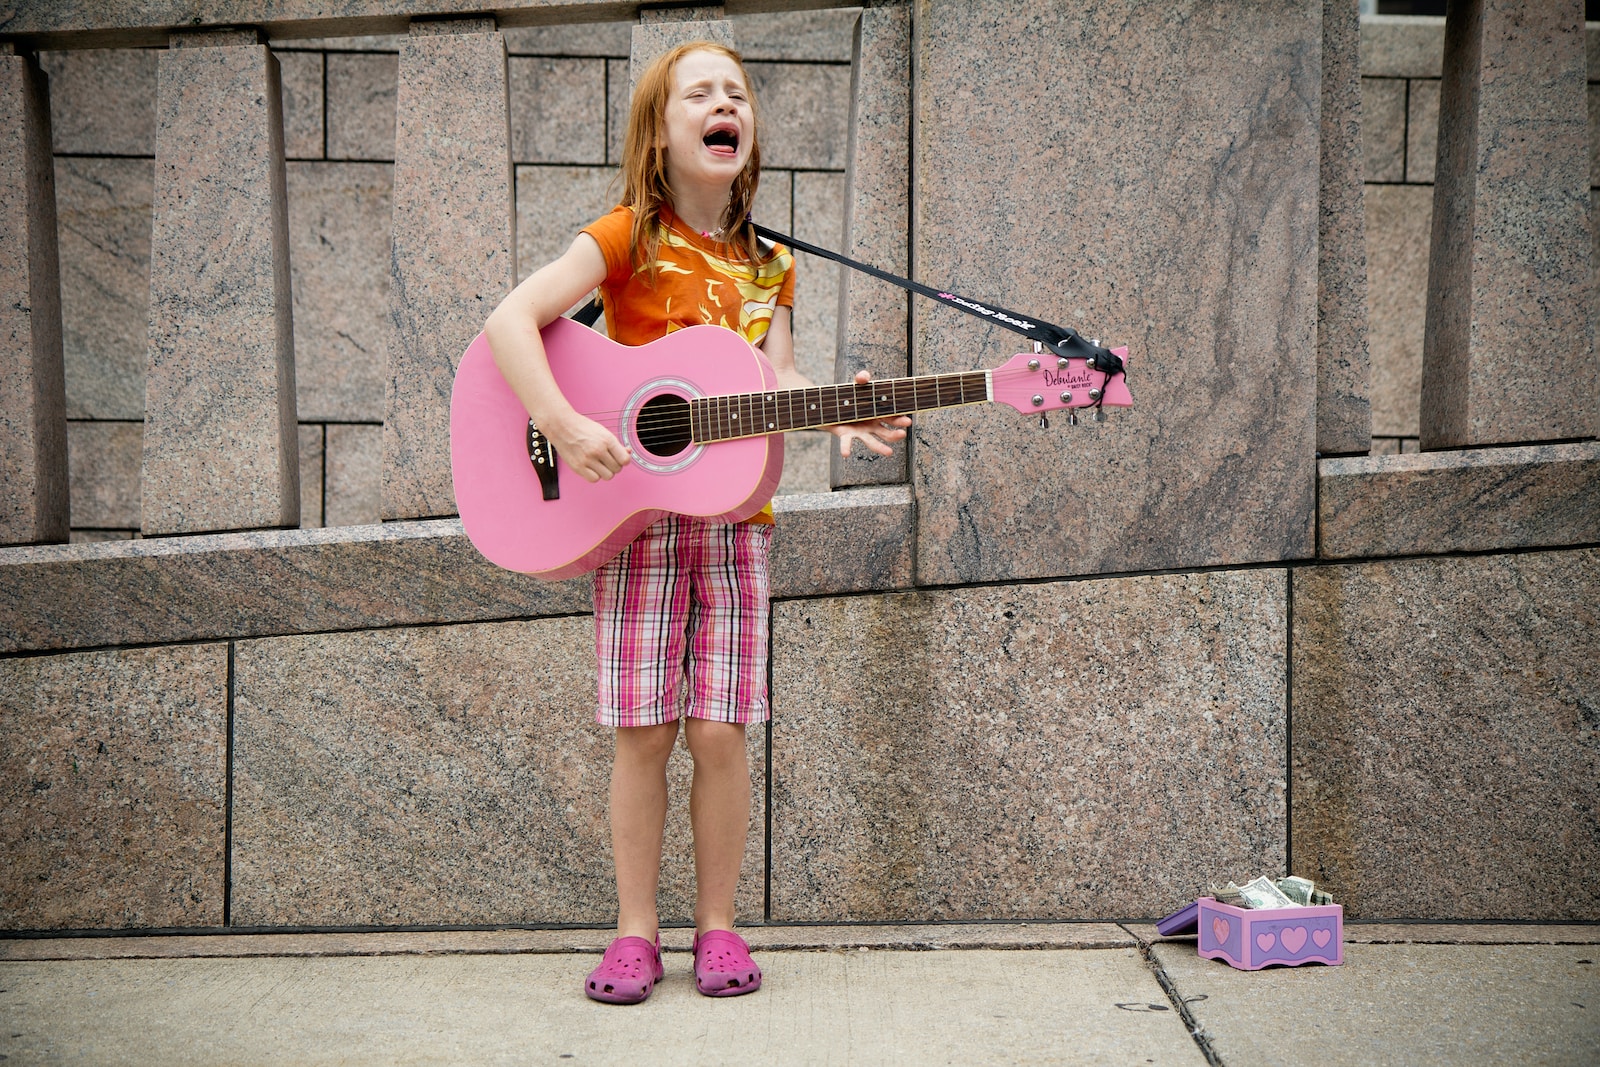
[{"x1": 619, "y1": 42, "x2": 765, "y2": 276}]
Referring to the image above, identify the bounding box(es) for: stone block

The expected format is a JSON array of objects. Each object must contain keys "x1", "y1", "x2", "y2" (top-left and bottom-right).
[
  {"x1": 276, "y1": 49, "x2": 324, "y2": 159},
  {"x1": 55, "y1": 156, "x2": 151, "y2": 421},
  {"x1": 768, "y1": 485, "x2": 915, "y2": 598},
  {"x1": 1318, "y1": 0, "x2": 1372, "y2": 457},
  {"x1": 143, "y1": 36, "x2": 298, "y2": 535},
  {"x1": 383, "y1": 23, "x2": 513, "y2": 521},
  {"x1": 1365, "y1": 182, "x2": 1432, "y2": 437},
  {"x1": 912, "y1": 0, "x2": 1319, "y2": 584},
  {"x1": 1361, "y1": 77, "x2": 1407, "y2": 182},
  {"x1": 748, "y1": 61, "x2": 850, "y2": 171},
  {"x1": 515, "y1": 164, "x2": 618, "y2": 286},
  {"x1": 1359, "y1": 14, "x2": 1445, "y2": 78},
  {"x1": 40, "y1": 48, "x2": 157, "y2": 156},
  {"x1": 1318, "y1": 442, "x2": 1600, "y2": 559},
  {"x1": 509, "y1": 56, "x2": 605, "y2": 165},
  {"x1": 287, "y1": 161, "x2": 392, "y2": 423},
  {"x1": 639, "y1": 5, "x2": 723, "y2": 23},
  {"x1": 832, "y1": 3, "x2": 911, "y2": 491},
  {"x1": 732, "y1": 8, "x2": 860, "y2": 62},
  {"x1": 0, "y1": 521, "x2": 591, "y2": 655},
  {"x1": 66, "y1": 420, "x2": 141, "y2": 531},
  {"x1": 293, "y1": 35, "x2": 404, "y2": 53},
  {"x1": 1592, "y1": 83, "x2": 1599, "y2": 190},
  {"x1": 0, "y1": 643, "x2": 228, "y2": 930},
  {"x1": 629, "y1": 20, "x2": 735, "y2": 90},
  {"x1": 230, "y1": 620, "x2": 765, "y2": 927},
  {"x1": 502, "y1": 22, "x2": 631, "y2": 58},
  {"x1": 606, "y1": 56, "x2": 627, "y2": 164},
  {"x1": 298, "y1": 423, "x2": 323, "y2": 528},
  {"x1": 1292, "y1": 550, "x2": 1600, "y2": 919},
  {"x1": 1406, "y1": 77, "x2": 1439, "y2": 183},
  {"x1": 325, "y1": 423, "x2": 381, "y2": 528},
  {"x1": 327, "y1": 52, "x2": 397, "y2": 161},
  {"x1": 769, "y1": 570, "x2": 1288, "y2": 921},
  {"x1": 774, "y1": 430, "x2": 832, "y2": 496},
  {"x1": 792, "y1": 171, "x2": 844, "y2": 387},
  {"x1": 1422, "y1": 0, "x2": 1596, "y2": 448},
  {"x1": 0, "y1": 484, "x2": 916, "y2": 654},
  {"x1": 752, "y1": 168, "x2": 791, "y2": 230},
  {"x1": 0, "y1": 51, "x2": 67, "y2": 545}
]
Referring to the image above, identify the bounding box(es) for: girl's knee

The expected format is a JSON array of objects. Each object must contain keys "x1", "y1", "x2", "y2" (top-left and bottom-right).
[
  {"x1": 684, "y1": 719, "x2": 747, "y2": 766},
  {"x1": 615, "y1": 720, "x2": 680, "y2": 764}
]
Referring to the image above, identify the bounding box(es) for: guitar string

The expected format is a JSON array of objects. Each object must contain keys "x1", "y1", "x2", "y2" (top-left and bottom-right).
[{"x1": 547, "y1": 366, "x2": 1113, "y2": 439}]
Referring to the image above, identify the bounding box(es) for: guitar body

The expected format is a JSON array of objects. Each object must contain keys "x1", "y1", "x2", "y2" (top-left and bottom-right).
[{"x1": 450, "y1": 317, "x2": 782, "y2": 579}]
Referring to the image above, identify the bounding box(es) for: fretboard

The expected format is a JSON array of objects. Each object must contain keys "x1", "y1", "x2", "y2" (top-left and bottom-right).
[{"x1": 689, "y1": 371, "x2": 990, "y2": 444}]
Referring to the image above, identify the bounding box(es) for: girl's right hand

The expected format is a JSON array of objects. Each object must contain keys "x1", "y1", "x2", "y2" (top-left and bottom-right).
[{"x1": 545, "y1": 412, "x2": 632, "y2": 482}]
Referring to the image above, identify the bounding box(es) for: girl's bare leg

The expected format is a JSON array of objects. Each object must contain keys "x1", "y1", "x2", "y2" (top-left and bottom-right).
[
  {"x1": 683, "y1": 718, "x2": 751, "y2": 935},
  {"x1": 611, "y1": 720, "x2": 680, "y2": 941}
]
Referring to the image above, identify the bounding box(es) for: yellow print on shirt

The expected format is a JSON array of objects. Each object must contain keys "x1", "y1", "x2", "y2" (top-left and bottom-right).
[{"x1": 658, "y1": 228, "x2": 793, "y2": 346}]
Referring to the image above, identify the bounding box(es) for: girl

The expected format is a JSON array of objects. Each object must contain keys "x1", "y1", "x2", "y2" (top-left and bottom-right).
[{"x1": 484, "y1": 42, "x2": 908, "y2": 1004}]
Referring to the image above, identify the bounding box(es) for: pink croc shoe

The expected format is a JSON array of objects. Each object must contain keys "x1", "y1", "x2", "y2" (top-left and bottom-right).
[
  {"x1": 693, "y1": 930, "x2": 762, "y2": 997},
  {"x1": 585, "y1": 934, "x2": 664, "y2": 1004}
]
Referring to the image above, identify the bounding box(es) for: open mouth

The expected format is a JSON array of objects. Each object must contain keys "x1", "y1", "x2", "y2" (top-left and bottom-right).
[{"x1": 703, "y1": 128, "x2": 740, "y2": 156}]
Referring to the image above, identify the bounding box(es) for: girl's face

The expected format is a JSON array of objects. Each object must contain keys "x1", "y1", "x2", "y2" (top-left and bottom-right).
[{"x1": 659, "y1": 49, "x2": 754, "y2": 195}]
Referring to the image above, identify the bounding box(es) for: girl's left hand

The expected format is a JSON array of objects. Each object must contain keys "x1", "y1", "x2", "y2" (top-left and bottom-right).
[{"x1": 830, "y1": 369, "x2": 911, "y2": 458}]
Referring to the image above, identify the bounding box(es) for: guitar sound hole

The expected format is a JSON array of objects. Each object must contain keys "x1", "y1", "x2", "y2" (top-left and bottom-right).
[{"x1": 634, "y1": 394, "x2": 693, "y2": 458}]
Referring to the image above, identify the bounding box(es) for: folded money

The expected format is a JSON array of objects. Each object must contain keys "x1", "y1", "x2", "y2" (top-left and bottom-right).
[
  {"x1": 1211, "y1": 881, "x2": 1246, "y2": 908},
  {"x1": 1209, "y1": 874, "x2": 1335, "y2": 909},
  {"x1": 1276, "y1": 875, "x2": 1315, "y2": 906},
  {"x1": 1238, "y1": 875, "x2": 1297, "y2": 909}
]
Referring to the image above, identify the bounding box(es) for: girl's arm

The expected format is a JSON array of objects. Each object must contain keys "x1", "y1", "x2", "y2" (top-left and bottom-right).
[
  {"x1": 483, "y1": 233, "x2": 632, "y2": 483},
  {"x1": 763, "y1": 306, "x2": 910, "y2": 458}
]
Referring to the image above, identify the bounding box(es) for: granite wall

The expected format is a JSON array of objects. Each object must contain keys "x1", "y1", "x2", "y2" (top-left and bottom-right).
[
  {"x1": 41, "y1": 9, "x2": 859, "y2": 541},
  {"x1": 1, "y1": 3, "x2": 1596, "y2": 935}
]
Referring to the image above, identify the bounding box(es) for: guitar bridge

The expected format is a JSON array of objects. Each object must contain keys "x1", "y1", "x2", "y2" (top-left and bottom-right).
[{"x1": 527, "y1": 419, "x2": 560, "y2": 501}]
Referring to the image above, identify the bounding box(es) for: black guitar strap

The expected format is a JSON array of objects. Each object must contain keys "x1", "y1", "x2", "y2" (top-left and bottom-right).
[
  {"x1": 752, "y1": 223, "x2": 1124, "y2": 377},
  {"x1": 571, "y1": 223, "x2": 1123, "y2": 379}
]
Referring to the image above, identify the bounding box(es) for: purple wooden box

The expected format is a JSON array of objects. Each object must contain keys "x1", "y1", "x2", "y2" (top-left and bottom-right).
[{"x1": 1195, "y1": 896, "x2": 1344, "y2": 970}]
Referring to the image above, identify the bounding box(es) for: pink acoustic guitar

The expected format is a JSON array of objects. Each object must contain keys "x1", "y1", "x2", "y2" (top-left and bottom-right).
[{"x1": 450, "y1": 316, "x2": 1130, "y2": 579}]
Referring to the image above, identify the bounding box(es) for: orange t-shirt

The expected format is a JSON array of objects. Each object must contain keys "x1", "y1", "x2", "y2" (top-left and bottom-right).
[
  {"x1": 582, "y1": 204, "x2": 795, "y2": 346},
  {"x1": 581, "y1": 204, "x2": 796, "y2": 524}
]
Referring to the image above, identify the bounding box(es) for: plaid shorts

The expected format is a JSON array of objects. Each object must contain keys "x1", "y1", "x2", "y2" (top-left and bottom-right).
[{"x1": 592, "y1": 516, "x2": 774, "y2": 729}]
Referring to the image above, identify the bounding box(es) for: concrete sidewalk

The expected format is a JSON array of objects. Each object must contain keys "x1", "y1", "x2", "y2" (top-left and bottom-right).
[{"x1": 2, "y1": 923, "x2": 1597, "y2": 1065}]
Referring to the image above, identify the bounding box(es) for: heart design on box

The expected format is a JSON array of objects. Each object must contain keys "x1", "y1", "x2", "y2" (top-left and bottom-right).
[
  {"x1": 1211, "y1": 917, "x2": 1230, "y2": 944},
  {"x1": 1256, "y1": 932, "x2": 1276, "y2": 951},
  {"x1": 1312, "y1": 928, "x2": 1332, "y2": 948},
  {"x1": 1281, "y1": 927, "x2": 1308, "y2": 953}
]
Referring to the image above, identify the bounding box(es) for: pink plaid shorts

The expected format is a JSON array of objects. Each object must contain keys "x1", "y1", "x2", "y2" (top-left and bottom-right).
[{"x1": 592, "y1": 516, "x2": 774, "y2": 729}]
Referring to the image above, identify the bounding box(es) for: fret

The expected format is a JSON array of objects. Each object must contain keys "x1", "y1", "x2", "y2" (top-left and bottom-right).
[{"x1": 690, "y1": 368, "x2": 1011, "y2": 443}]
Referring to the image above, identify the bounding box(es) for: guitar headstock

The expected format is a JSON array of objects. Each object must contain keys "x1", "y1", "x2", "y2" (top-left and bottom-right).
[{"x1": 990, "y1": 346, "x2": 1132, "y2": 414}]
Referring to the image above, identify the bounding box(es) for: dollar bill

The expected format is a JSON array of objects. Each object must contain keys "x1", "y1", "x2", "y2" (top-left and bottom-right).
[
  {"x1": 1310, "y1": 889, "x2": 1334, "y2": 906},
  {"x1": 1276, "y1": 875, "x2": 1315, "y2": 906},
  {"x1": 1238, "y1": 875, "x2": 1296, "y2": 909}
]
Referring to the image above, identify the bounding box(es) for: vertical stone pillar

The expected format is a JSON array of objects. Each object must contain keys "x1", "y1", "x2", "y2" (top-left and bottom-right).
[
  {"x1": 1421, "y1": 0, "x2": 1596, "y2": 450},
  {"x1": 143, "y1": 31, "x2": 298, "y2": 535},
  {"x1": 1316, "y1": 0, "x2": 1372, "y2": 457},
  {"x1": 0, "y1": 46, "x2": 66, "y2": 545},
  {"x1": 383, "y1": 18, "x2": 513, "y2": 521},
  {"x1": 831, "y1": 5, "x2": 912, "y2": 488}
]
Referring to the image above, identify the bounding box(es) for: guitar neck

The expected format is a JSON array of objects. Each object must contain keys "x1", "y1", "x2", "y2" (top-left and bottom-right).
[{"x1": 690, "y1": 371, "x2": 989, "y2": 443}]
